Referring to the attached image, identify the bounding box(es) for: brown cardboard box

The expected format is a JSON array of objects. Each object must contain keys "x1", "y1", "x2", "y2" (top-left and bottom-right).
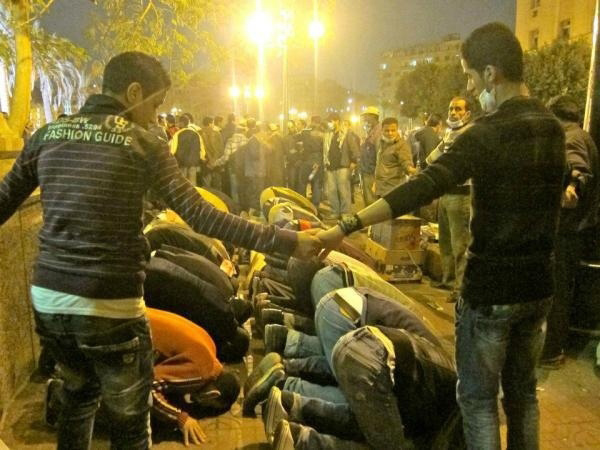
[
  {"x1": 365, "y1": 238, "x2": 424, "y2": 265},
  {"x1": 368, "y1": 215, "x2": 422, "y2": 250}
]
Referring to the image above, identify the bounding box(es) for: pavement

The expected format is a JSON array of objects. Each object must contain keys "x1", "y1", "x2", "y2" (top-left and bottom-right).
[{"x1": 0, "y1": 273, "x2": 599, "y2": 449}]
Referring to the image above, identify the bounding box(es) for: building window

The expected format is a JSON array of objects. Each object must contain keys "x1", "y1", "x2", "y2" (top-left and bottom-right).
[
  {"x1": 530, "y1": 29, "x2": 539, "y2": 49},
  {"x1": 559, "y1": 19, "x2": 571, "y2": 40}
]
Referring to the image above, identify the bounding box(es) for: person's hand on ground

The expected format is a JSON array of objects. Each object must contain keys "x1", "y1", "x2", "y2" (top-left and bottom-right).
[
  {"x1": 562, "y1": 184, "x2": 578, "y2": 209},
  {"x1": 293, "y1": 228, "x2": 323, "y2": 259},
  {"x1": 180, "y1": 417, "x2": 207, "y2": 446}
]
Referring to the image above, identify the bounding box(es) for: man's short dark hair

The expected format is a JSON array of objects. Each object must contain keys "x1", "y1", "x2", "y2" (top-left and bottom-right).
[
  {"x1": 227, "y1": 113, "x2": 236, "y2": 123},
  {"x1": 547, "y1": 95, "x2": 580, "y2": 123},
  {"x1": 182, "y1": 112, "x2": 194, "y2": 123},
  {"x1": 102, "y1": 52, "x2": 171, "y2": 97},
  {"x1": 165, "y1": 114, "x2": 176, "y2": 125},
  {"x1": 426, "y1": 113, "x2": 442, "y2": 127},
  {"x1": 177, "y1": 115, "x2": 190, "y2": 127},
  {"x1": 325, "y1": 113, "x2": 339, "y2": 122},
  {"x1": 214, "y1": 115, "x2": 224, "y2": 126},
  {"x1": 461, "y1": 22, "x2": 524, "y2": 82},
  {"x1": 451, "y1": 96, "x2": 472, "y2": 112},
  {"x1": 202, "y1": 116, "x2": 213, "y2": 127},
  {"x1": 312, "y1": 115, "x2": 324, "y2": 124},
  {"x1": 246, "y1": 118, "x2": 257, "y2": 129},
  {"x1": 382, "y1": 117, "x2": 398, "y2": 127}
]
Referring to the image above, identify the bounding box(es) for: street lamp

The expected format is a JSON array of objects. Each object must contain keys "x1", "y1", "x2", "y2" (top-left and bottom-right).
[
  {"x1": 308, "y1": 17, "x2": 324, "y2": 113},
  {"x1": 246, "y1": 9, "x2": 274, "y2": 121}
]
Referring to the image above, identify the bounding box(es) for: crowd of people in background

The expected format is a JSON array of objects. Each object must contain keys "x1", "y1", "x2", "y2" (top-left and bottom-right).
[{"x1": 1, "y1": 19, "x2": 600, "y2": 450}]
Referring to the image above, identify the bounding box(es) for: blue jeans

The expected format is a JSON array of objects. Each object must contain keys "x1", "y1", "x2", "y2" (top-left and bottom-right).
[
  {"x1": 310, "y1": 265, "x2": 346, "y2": 310},
  {"x1": 326, "y1": 168, "x2": 352, "y2": 217},
  {"x1": 455, "y1": 297, "x2": 552, "y2": 450},
  {"x1": 332, "y1": 327, "x2": 413, "y2": 450},
  {"x1": 283, "y1": 376, "x2": 347, "y2": 404},
  {"x1": 35, "y1": 313, "x2": 153, "y2": 450},
  {"x1": 285, "y1": 329, "x2": 323, "y2": 358}
]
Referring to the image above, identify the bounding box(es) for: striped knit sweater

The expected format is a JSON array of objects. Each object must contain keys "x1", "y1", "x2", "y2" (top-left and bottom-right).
[
  {"x1": 0, "y1": 95, "x2": 297, "y2": 299},
  {"x1": 384, "y1": 96, "x2": 566, "y2": 306}
]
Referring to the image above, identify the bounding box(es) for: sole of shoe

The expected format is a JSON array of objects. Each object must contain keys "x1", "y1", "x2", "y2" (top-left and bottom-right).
[
  {"x1": 243, "y1": 352, "x2": 282, "y2": 395},
  {"x1": 243, "y1": 366, "x2": 285, "y2": 417},
  {"x1": 264, "y1": 386, "x2": 288, "y2": 443},
  {"x1": 273, "y1": 419, "x2": 295, "y2": 450}
]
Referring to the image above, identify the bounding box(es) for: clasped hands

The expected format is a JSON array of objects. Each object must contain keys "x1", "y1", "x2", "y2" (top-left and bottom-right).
[{"x1": 292, "y1": 225, "x2": 346, "y2": 260}]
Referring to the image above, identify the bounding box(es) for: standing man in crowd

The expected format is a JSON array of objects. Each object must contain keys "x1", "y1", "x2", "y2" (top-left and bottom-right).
[
  {"x1": 373, "y1": 117, "x2": 415, "y2": 198},
  {"x1": 170, "y1": 114, "x2": 204, "y2": 185},
  {"x1": 318, "y1": 23, "x2": 565, "y2": 449},
  {"x1": 359, "y1": 107, "x2": 381, "y2": 206},
  {"x1": 541, "y1": 95, "x2": 600, "y2": 368},
  {"x1": 200, "y1": 116, "x2": 224, "y2": 189},
  {"x1": 426, "y1": 97, "x2": 474, "y2": 302},
  {"x1": 0, "y1": 51, "x2": 321, "y2": 449},
  {"x1": 323, "y1": 113, "x2": 360, "y2": 219},
  {"x1": 299, "y1": 116, "x2": 325, "y2": 208},
  {"x1": 414, "y1": 113, "x2": 443, "y2": 169}
]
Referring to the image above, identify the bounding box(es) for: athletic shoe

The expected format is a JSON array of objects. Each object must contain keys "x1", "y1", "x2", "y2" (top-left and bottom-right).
[
  {"x1": 263, "y1": 386, "x2": 289, "y2": 443},
  {"x1": 273, "y1": 419, "x2": 301, "y2": 450},
  {"x1": 264, "y1": 324, "x2": 289, "y2": 355},
  {"x1": 242, "y1": 365, "x2": 285, "y2": 416},
  {"x1": 243, "y1": 352, "x2": 283, "y2": 397}
]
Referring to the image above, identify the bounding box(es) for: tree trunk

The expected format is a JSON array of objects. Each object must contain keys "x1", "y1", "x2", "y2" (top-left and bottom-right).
[{"x1": 6, "y1": 0, "x2": 32, "y2": 139}]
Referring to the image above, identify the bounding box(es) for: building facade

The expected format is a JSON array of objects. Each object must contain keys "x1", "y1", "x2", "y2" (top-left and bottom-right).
[
  {"x1": 515, "y1": 0, "x2": 596, "y2": 51},
  {"x1": 378, "y1": 33, "x2": 462, "y2": 107}
]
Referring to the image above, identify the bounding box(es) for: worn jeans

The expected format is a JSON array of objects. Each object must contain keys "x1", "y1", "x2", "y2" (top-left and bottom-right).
[
  {"x1": 438, "y1": 192, "x2": 471, "y2": 288},
  {"x1": 455, "y1": 297, "x2": 552, "y2": 450},
  {"x1": 332, "y1": 327, "x2": 414, "y2": 450},
  {"x1": 359, "y1": 172, "x2": 376, "y2": 206},
  {"x1": 326, "y1": 168, "x2": 353, "y2": 217},
  {"x1": 35, "y1": 312, "x2": 153, "y2": 450}
]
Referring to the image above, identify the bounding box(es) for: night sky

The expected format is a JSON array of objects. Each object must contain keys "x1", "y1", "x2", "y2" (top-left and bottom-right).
[{"x1": 41, "y1": 0, "x2": 516, "y2": 94}]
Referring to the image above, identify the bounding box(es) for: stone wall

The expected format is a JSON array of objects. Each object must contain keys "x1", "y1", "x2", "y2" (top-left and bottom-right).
[{"x1": 0, "y1": 147, "x2": 42, "y2": 419}]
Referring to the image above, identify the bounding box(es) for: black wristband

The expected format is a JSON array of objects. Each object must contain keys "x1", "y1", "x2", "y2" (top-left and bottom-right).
[{"x1": 337, "y1": 213, "x2": 363, "y2": 235}]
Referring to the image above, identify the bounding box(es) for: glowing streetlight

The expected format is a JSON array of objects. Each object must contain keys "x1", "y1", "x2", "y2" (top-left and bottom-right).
[
  {"x1": 246, "y1": 10, "x2": 274, "y2": 45},
  {"x1": 308, "y1": 19, "x2": 325, "y2": 40},
  {"x1": 289, "y1": 107, "x2": 298, "y2": 116},
  {"x1": 351, "y1": 115, "x2": 360, "y2": 124},
  {"x1": 308, "y1": 17, "x2": 325, "y2": 112},
  {"x1": 229, "y1": 86, "x2": 241, "y2": 98},
  {"x1": 347, "y1": 98, "x2": 353, "y2": 104},
  {"x1": 255, "y1": 86, "x2": 265, "y2": 99}
]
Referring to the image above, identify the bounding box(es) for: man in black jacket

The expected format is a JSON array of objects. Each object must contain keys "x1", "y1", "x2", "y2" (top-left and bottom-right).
[
  {"x1": 0, "y1": 51, "x2": 320, "y2": 449},
  {"x1": 318, "y1": 23, "x2": 565, "y2": 449},
  {"x1": 541, "y1": 95, "x2": 600, "y2": 367}
]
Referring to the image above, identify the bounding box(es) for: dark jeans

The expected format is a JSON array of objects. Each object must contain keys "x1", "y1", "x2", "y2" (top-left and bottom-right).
[
  {"x1": 333, "y1": 327, "x2": 413, "y2": 450},
  {"x1": 35, "y1": 312, "x2": 153, "y2": 450},
  {"x1": 455, "y1": 297, "x2": 552, "y2": 450},
  {"x1": 543, "y1": 232, "x2": 582, "y2": 359}
]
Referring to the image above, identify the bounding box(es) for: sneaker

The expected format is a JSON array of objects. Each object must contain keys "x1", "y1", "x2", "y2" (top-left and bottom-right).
[
  {"x1": 44, "y1": 378, "x2": 63, "y2": 428},
  {"x1": 263, "y1": 386, "x2": 289, "y2": 443},
  {"x1": 243, "y1": 365, "x2": 286, "y2": 416},
  {"x1": 265, "y1": 324, "x2": 289, "y2": 355},
  {"x1": 538, "y1": 352, "x2": 565, "y2": 369},
  {"x1": 243, "y1": 352, "x2": 283, "y2": 398},
  {"x1": 273, "y1": 419, "x2": 296, "y2": 450}
]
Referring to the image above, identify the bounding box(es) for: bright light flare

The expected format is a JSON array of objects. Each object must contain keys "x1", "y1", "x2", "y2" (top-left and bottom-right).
[
  {"x1": 308, "y1": 19, "x2": 325, "y2": 40},
  {"x1": 246, "y1": 10, "x2": 274, "y2": 45},
  {"x1": 255, "y1": 86, "x2": 265, "y2": 99},
  {"x1": 298, "y1": 111, "x2": 308, "y2": 120},
  {"x1": 351, "y1": 115, "x2": 360, "y2": 124},
  {"x1": 229, "y1": 86, "x2": 241, "y2": 98}
]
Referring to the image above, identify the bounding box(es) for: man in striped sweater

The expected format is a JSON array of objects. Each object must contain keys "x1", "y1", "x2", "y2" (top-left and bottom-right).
[
  {"x1": 0, "y1": 51, "x2": 320, "y2": 449},
  {"x1": 318, "y1": 23, "x2": 566, "y2": 449}
]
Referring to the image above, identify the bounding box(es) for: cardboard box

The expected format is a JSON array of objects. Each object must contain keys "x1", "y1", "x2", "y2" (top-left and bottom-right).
[
  {"x1": 377, "y1": 262, "x2": 423, "y2": 282},
  {"x1": 368, "y1": 215, "x2": 422, "y2": 250},
  {"x1": 365, "y1": 238, "x2": 424, "y2": 265}
]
